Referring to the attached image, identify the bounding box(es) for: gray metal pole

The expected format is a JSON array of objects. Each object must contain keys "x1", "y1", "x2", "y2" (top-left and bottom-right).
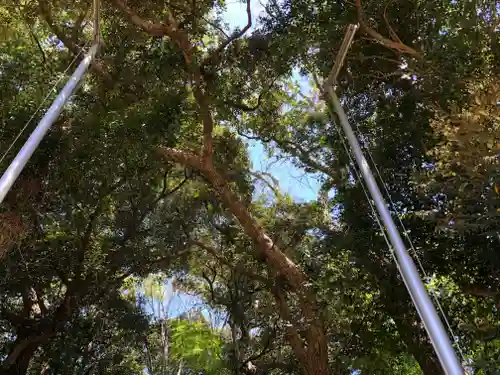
[
  {"x1": 325, "y1": 86, "x2": 464, "y2": 374},
  {"x1": 0, "y1": 44, "x2": 98, "y2": 204}
]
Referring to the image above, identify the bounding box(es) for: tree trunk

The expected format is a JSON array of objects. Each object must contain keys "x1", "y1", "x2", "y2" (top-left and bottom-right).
[{"x1": 3, "y1": 338, "x2": 40, "y2": 375}]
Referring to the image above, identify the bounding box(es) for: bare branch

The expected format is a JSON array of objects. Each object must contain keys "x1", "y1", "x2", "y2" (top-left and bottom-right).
[
  {"x1": 241, "y1": 325, "x2": 276, "y2": 366},
  {"x1": 359, "y1": 54, "x2": 402, "y2": 65},
  {"x1": 236, "y1": 129, "x2": 336, "y2": 182},
  {"x1": 38, "y1": 0, "x2": 110, "y2": 82},
  {"x1": 250, "y1": 171, "x2": 282, "y2": 198},
  {"x1": 203, "y1": 16, "x2": 230, "y2": 39},
  {"x1": 202, "y1": 0, "x2": 252, "y2": 68},
  {"x1": 191, "y1": 240, "x2": 270, "y2": 285},
  {"x1": 236, "y1": 130, "x2": 272, "y2": 143},
  {"x1": 72, "y1": 4, "x2": 92, "y2": 39},
  {"x1": 81, "y1": 181, "x2": 123, "y2": 252},
  {"x1": 355, "y1": 0, "x2": 421, "y2": 58},
  {"x1": 272, "y1": 138, "x2": 333, "y2": 177},
  {"x1": 201, "y1": 270, "x2": 217, "y2": 302},
  {"x1": 152, "y1": 169, "x2": 189, "y2": 206},
  {"x1": 17, "y1": 5, "x2": 50, "y2": 70},
  {"x1": 143, "y1": 336, "x2": 154, "y2": 375},
  {"x1": 29, "y1": 26, "x2": 48, "y2": 67},
  {"x1": 359, "y1": 70, "x2": 405, "y2": 80},
  {"x1": 224, "y1": 76, "x2": 277, "y2": 112}
]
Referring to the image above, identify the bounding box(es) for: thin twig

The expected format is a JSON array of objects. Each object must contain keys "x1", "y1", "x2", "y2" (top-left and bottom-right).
[
  {"x1": 202, "y1": 0, "x2": 252, "y2": 68},
  {"x1": 383, "y1": 5, "x2": 402, "y2": 43}
]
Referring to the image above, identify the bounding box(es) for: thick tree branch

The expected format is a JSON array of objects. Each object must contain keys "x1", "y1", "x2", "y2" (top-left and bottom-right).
[
  {"x1": 38, "y1": 1, "x2": 81, "y2": 55},
  {"x1": 112, "y1": 0, "x2": 254, "y2": 166},
  {"x1": 463, "y1": 285, "x2": 500, "y2": 298},
  {"x1": 160, "y1": 148, "x2": 306, "y2": 289},
  {"x1": 40, "y1": 363, "x2": 51, "y2": 375},
  {"x1": 201, "y1": 270, "x2": 218, "y2": 304},
  {"x1": 160, "y1": 147, "x2": 328, "y2": 372},
  {"x1": 192, "y1": 74, "x2": 215, "y2": 163},
  {"x1": 3, "y1": 333, "x2": 55, "y2": 367},
  {"x1": 111, "y1": 0, "x2": 194, "y2": 64},
  {"x1": 271, "y1": 287, "x2": 307, "y2": 367},
  {"x1": 111, "y1": 0, "x2": 166, "y2": 36},
  {"x1": 4, "y1": 283, "x2": 77, "y2": 368},
  {"x1": 355, "y1": 0, "x2": 421, "y2": 58},
  {"x1": 21, "y1": 288, "x2": 34, "y2": 318},
  {"x1": 81, "y1": 204, "x2": 103, "y2": 252},
  {"x1": 105, "y1": 0, "x2": 325, "y2": 367},
  {"x1": 78, "y1": 181, "x2": 123, "y2": 279},
  {"x1": 33, "y1": 287, "x2": 48, "y2": 316}
]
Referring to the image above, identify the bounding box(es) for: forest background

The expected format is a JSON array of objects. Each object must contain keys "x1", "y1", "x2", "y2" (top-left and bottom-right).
[{"x1": 0, "y1": 0, "x2": 499, "y2": 374}]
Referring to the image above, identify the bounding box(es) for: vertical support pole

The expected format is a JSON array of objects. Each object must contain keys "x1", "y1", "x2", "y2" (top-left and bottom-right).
[
  {"x1": 0, "y1": 44, "x2": 98, "y2": 203},
  {"x1": 325, "y1": 86, "x2": 464, "y2": 375}
]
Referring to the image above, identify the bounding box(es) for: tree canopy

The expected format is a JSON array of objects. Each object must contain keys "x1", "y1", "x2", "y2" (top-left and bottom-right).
[{"x1": 0, "y1": 0, "x2": 499, "y2": 374}]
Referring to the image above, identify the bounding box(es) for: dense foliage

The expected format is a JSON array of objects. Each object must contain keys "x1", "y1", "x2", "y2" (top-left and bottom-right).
[{"x1": 0, "y1": 0, "x2": 499, "y2": 374}]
